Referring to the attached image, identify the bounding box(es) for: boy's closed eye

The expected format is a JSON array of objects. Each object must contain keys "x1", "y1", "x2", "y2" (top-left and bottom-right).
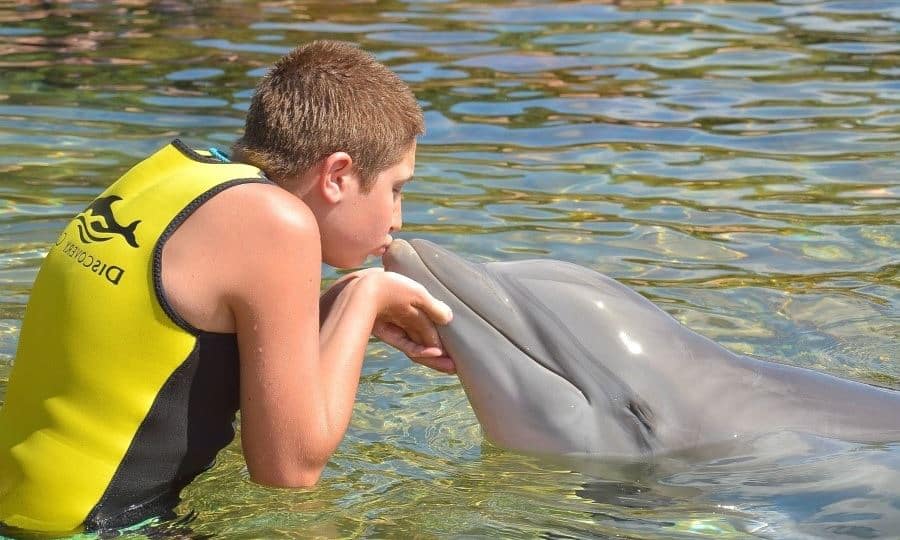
[{"x1": 393, "y1": 178, "x2": 411, "y2": 196}]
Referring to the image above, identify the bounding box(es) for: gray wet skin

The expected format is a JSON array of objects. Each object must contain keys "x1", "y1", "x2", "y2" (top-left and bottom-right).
[{"x1": 383, "y1": 239, "x2": 900, "y2": 458}]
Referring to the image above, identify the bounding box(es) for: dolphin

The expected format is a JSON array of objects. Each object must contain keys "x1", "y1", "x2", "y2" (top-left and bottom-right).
[{"x1": 383, "y1": 239, "x2": 900, "y2": 458}]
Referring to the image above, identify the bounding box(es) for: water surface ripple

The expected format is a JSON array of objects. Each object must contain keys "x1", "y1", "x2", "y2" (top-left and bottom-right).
[{"x1": 0, "y1": 1, "x2": 898, "y2": 538}]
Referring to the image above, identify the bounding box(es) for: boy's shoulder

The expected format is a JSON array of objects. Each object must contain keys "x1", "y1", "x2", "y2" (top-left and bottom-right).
[
  {"x1": 213, "y1": 181, "x2": 317, "y2": 236},
  {"x1": 199, "y1": 181, "x2": 322, "y2": 316},
  {"x1": 173, "y1": 180, "x2": 320, "y2": 261},
  {"x1": 160, "y1": 180, "x2": 320, "y2": 332}
]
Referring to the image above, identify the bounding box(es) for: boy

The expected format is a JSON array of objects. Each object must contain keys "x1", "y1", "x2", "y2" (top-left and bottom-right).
[{"x1": 0, "y1": 40, "x2": 454, "y2": 533}]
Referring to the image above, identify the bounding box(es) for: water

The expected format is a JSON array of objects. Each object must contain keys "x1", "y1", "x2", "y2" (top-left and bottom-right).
[{"x1": 1, "y1": 0, "x2": 898, "y2": 537}]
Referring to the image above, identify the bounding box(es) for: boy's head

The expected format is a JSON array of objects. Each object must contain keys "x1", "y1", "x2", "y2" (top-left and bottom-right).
[{"x1": 232, "y1": 40, "x2": 424, "y2": 192}]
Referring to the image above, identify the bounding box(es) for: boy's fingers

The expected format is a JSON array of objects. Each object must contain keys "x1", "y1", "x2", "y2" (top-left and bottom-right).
[
  {"x1": 375, "y1": 323, "x2": 413, "y2": 349},
  {"x1": 416, "y1": 297, "x2": 453, "y2": 326},
  {"x1": 375, "y1": 323, "x2": 444, "y2": 358},
  {"x1": 412, "y1": 355, "x2": 456, "y2": 374},
  {"x1": 382, "y1": 271, "x2": 451, "y2": 325},
  {"x1": 390, "y1": 306, "x2": 440, "y2": 349},
  {"x1": 373, "y1": 319, "x2": 455, "y2": 373},
  {"x1": 408, "y1": 311, "x2": 442, "y2": 349}
]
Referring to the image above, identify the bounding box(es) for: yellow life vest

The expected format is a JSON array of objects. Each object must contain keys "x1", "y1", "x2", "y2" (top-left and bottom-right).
[{"x1": 0, "y1": 140, "x2": 269, "y2": 533}]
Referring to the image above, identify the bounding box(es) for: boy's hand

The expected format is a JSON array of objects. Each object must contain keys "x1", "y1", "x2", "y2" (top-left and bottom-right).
[
  {"x1": 362, "y1": 271, "x2": 456, "y2": 374},
  {"x1": 373, "y1": 321, "x2": 456, "y2": 374}
]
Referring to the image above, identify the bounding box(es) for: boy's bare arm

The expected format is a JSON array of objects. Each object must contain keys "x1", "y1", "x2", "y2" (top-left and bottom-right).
[
  {"x1": 318, "y1": 268, "x2": 380, "y2": 327},
  {"x1": 223, "y1": 188, "x2": 449, "y2": 487}
]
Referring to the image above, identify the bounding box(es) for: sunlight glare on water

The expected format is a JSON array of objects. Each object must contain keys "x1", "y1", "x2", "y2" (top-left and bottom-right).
[{"x1": 0, "y1": 0, "x2": 898, "y2": 538}]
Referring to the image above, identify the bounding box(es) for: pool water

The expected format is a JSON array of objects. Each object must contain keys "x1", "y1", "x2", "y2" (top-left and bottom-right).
[{"x1": 0, "y1": 1, "x2": 898, "y2": 538}]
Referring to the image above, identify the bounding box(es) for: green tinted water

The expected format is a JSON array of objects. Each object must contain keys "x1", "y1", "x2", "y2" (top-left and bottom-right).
[{"x1": 0, "y1": 1, "x2": 898, "y2": 538}]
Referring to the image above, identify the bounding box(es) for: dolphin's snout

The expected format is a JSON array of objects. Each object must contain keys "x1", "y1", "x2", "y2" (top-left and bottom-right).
[
  {"x1": 383, "y1": 239, "x2": 440, "y2": 284},
  {"x1": 382, "y1": 238, "x2": 416, "y2": 273},
  {"x1": 384, "y1": 238, "x2": 459, "y2": 277}
]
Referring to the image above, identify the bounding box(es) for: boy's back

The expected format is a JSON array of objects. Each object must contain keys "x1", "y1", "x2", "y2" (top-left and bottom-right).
[{"x1": 0, "y1": 142, "x2": 267, "y2": 531}]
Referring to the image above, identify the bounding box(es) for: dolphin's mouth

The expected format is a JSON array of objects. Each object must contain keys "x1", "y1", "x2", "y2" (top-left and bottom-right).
[{"x1": 384, "y1": 239, "x2": 589, "y2": 402}]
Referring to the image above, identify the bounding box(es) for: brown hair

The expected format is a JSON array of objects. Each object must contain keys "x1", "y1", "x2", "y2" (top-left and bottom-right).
[{"x1": 232, "y1": 40, "x2": 424, "y2": 192}]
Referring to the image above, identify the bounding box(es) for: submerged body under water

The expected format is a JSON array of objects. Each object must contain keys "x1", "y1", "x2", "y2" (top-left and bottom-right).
[{"x1": 562, "y1": 432, "x2": 900, "y2": 539}]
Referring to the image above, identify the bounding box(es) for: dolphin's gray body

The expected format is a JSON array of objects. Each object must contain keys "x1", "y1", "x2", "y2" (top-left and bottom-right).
[{"x1": 383, "y1": 239, "x2": 900, "y2": 458}]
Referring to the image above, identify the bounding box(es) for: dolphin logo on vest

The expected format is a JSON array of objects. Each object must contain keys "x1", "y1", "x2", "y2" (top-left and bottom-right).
[{"x1": 75, "y1": 195, "x2": 141, "y2": 248}]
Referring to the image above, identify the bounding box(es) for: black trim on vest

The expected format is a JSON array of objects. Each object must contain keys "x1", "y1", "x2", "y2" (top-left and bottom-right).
[
  {"x1": 83, "y1": 332, "x2": 241, "y2": 532},
  {"x1": 152, "y1": 176, "x2": 272, "y2": 336},
  {"x1": 171, "y1": 138, "x2": 226, "y2": 165}
]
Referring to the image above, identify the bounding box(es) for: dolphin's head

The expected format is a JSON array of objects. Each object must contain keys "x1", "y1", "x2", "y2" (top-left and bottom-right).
[{"x1": 384, "y1": 239, "x2": 682, "y2": 457}]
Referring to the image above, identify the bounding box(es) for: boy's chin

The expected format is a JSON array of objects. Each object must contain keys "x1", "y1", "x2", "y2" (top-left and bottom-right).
[{"x1": 324, "y1": 251, "x2": 374, "y2": 270}]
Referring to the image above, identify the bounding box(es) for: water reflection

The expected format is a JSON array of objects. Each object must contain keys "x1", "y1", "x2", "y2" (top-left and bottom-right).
[{"x1": 0, "y1": 0, "x2": 898, "y2": 538}]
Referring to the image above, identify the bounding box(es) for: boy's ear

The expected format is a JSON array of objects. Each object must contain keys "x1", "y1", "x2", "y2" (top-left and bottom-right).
[{"x1": 320, "y1": 152, "x2": 355, "y2": 204}]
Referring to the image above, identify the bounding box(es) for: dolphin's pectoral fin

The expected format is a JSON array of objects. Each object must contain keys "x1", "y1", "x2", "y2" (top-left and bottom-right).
[
  {"x1": 628, "y1": 400, "x2": 654, "y2": 434},
  {"x1": 624, "y1": 399, "x2": 655, "y2": 453}
]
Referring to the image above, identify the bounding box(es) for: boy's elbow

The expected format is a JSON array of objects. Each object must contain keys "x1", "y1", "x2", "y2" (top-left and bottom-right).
[
  {"x1": 248, "y1": 462, "x2": 325, "y2": 488},
  {"x1": 242, "y1": 427, "x2": 342, "y2": 488},
  {"x1": 292, "y1": 465, "x2": 324, "y2": 488}
]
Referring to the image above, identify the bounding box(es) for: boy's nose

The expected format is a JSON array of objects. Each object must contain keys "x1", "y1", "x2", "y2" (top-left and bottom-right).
[{"x1": 390, "y1": 200, "x2": 402, "y2": 232}]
